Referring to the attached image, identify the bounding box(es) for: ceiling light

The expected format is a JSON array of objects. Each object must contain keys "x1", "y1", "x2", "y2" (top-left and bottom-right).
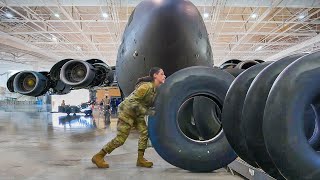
[
  {"x1": 51, "y1": 36, "x2": 57, "y2": 41},
  {"x1": 102, "y1": 13, "x2": 108, "y2": 18},
  {"x1": 298, "y1": 14, "x2": 305, "y2": 19},
  {"x1": 298, "y1": 11, "x2": 308, "y2": 21},
  {"x1": 255, "y1": 46, "x2": 263, "y2": 51},
  {"x1": 54, "y1": 13, "x2": 60, "y2": 18},
  {"x1": 5, "y1": 12, "x2": 13, "y2": 18},
  {"x1": 203, "y1": 13, "x2": 209, "y2": 19},
  {"x1": 251, "y1": 13, "x2": 258, "y2": 19},
  {"x1": 76, "y1": 46, "x2": 81, "y2": 50}
]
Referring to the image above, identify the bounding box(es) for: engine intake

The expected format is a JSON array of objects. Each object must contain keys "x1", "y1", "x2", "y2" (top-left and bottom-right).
[
  {"x1": 60, "y1": 60, "x2": 95, "y2": 88},
  {"x1": 13, "y1": 71, "x2": 48, "y2": 96},
  {"x1": 60, "y1": 59, "x2": 114, "y2": 89},
  {"x1": 235, "y1": 60, "x2": 259, "y2": 69}
]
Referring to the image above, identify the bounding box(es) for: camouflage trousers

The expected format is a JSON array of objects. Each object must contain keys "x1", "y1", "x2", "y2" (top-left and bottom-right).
[{"x1": 102, "y1": 115, "x2": 148, "y2": 153}]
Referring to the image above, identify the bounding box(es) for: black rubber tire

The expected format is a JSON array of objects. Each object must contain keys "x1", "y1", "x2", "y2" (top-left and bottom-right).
[
  {"x1": 221, "y1": 62, "x2": 272, "y2": 167},
  {"x1": 263, "y1": 51, "x2": 320, "y2": 180},
  {"x1": 235, "y1": 60, "x2": 259, "y2": 69},
  {"x1": 307, "y1": 104, "x2": 320, "y2": 149},
  {"x1": 241, "y1": 54, "x2": 305, "y2": 179},
  {"x1": 193, "y1": 96, "x2": 222, "y2": 140},
  {"x1": 178, "y1": 99, "x2": 202, "y2": 140},
  {"x1": 223, "y1": 68, "x2": 245, "y2": 77},
  {"x1": 220, "y1": 59, "x2": 242, "y2": 69},
  {"x1": 148, "y1": 66, "x2": 237, "y2": 172}
]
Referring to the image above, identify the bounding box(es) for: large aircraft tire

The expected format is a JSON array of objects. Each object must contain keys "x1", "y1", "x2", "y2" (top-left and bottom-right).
[
  {"x1": 263, "y1": 51, "x2": 320, "y2": 180},
  {"x1": 306, "y1": 104, "x2": 320, "y2": 149},
  {"x1": 221, "y1": 62, "x2": 272, "y2": 168},
  {"x1": 193, "y1": 96, "x2": 222, "y2": 140},
  {"x1": 148, "y1": 66, "x2": 236, "y2": 172},
  {"x1": 223, "y1": 68, "x2": 245, "y2": 77},
  {"x1": 242, "y1": 54, "x2": 305, "y2": 179},
  {"x1": 178, "y1": 99, "x2": 202, "y2": 140}
]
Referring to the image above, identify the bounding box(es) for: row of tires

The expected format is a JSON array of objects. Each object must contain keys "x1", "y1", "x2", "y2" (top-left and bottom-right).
[{"x1": 149, "y1": 51, "x2": 320, "y2": 180}]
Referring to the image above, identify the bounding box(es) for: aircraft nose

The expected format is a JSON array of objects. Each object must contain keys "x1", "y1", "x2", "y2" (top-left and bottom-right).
[
  {"x1": 125, "y1": 0, "x2": 212, "y2": 68},
  {"x1": 143, "y1": 0, "x2": 206, "y2": 45},
  {"x1": 116, "y1": 0, "x2": 213, "y2": 96}
]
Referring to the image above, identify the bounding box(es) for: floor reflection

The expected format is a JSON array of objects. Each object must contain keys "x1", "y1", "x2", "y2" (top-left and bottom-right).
[
  {"x1": 51, "y1": 113, "x2": 95, "y2": 129},
  {"x1": 50, "y1": 112, "x2": 117, "y2": 130}
]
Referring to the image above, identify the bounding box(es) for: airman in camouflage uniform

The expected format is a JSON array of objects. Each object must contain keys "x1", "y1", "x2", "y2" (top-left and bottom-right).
[{"x1": 92, "y1": 82, "x2": 156, "y2": 168}]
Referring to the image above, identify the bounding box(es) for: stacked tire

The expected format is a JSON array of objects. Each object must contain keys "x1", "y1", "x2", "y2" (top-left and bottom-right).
[
  {"x1": 149, "y1": 51, "x2": 320, "y2": 179},
  {"x1": 222, "y1": 51, "x2": 320, "y2": 179}
]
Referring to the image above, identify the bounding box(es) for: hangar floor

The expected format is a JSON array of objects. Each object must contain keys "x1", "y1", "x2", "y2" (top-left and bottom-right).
[{"x1": 0, "y1": 107, "x2": 243, "y2": 180}]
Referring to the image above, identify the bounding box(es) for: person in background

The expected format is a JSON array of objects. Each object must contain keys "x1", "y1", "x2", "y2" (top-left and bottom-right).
[
  {"x1": 91, "y1": 67, "x2": 166, "y2": 169},
  {"x1": 61, "y1": 100, "x2": 66, "y2": 106},
  {"x1": 99, "y1": 100, "x2": 104, "y2": 111},
  {"x1": 104, "y1": 96, "x2": 111, "y2": 124}
]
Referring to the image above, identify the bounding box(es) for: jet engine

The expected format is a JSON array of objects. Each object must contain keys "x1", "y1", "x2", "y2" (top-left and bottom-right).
[
  {"x1": 60, "y1": 59, "x2": 114, "y2": 89},
  {"x1": 235, "y1": 60, "x2": 259, "y2": 69},
  {"x1": 6, "y1": 58, "x2": 113, "y2": 97},
  {"x1": 12, "y1": 71, "x2": 49, "y2": 96},
  {"x1": 219, "y1": 59, "x2": 242, "y2": 69}
]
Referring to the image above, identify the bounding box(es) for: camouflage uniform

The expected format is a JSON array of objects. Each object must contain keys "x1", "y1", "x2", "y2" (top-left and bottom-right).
[{"x1": 103, "y1": 82, "x2": 156, "y2": 153}]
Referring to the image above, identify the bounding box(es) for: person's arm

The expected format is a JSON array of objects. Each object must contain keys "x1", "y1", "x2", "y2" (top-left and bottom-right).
[{"x1": 133, "y1": 83, "x2": 151, "y2": 100}]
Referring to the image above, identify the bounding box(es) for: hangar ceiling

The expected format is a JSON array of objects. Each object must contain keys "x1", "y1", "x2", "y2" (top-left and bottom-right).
[{"x1": 0, "y1": 0, "x2": 320, "y2": 69}]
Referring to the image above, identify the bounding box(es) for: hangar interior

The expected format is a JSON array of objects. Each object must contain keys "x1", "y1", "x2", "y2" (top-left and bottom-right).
[{"x1": 0, "y1": 0, "x2": 320, "y2": 179}]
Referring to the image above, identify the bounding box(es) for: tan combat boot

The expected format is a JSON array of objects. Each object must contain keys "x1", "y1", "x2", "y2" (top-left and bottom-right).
[
  {"x1": 136, "y1": 149, "x2": 153, "y2": 168},
  {"x1": 92, "y1": 149, "x2": 109, "y2": 168}
]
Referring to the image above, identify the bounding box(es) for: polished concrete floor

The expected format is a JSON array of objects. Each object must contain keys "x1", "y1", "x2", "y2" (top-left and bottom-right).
[{"x1": 0, "y1": 107, "x2": 243, "y2": 180}]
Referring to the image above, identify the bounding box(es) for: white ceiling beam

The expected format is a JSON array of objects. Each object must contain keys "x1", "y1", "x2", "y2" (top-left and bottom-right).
[
  {"x1": 48, "y1": 49, "x2": 278, "y2": 54},
  {"x1": 0, "y1": 31, "x2": 59, "y2": 61},
  {"x1": 1, "y1": 19, "x2": 320, "y2": 25},
  {"x1": 0, "y1": 2, "x2": 86, "y2": 58},
  {"x1": 7, "y1": 31, "x2": 114, "y2": 35},
  {"x1": 265, "y1": 34, "x2": 320, "y2": 61},
  {"x1": 217, "y1": 32, "x2": 316, "y2": 36},
  {"x1": 7, "y1": 31, "x2": 316, "y2": 37},
  {"x1": 28, "y1": 41, "x2": 297, "y2": 46},
  {"x1": 214, "y1": 51, "x2": 280, "y2": 54},
  {"x1": 57, "y1": 6, "x2": 104, "y2": 60},
  {"x1": 0, "y1": 19, "x2": 128, "y2": 23},
  {"x1": 50, "y1": 50, "x2": 117, "y2": 53},
  {"x1": 223, "y1": 0, "x2": 283, "y2": 61},
  {"x1": 212, "y1": 42, "x2": 296, "y2": 46},
  {"x1": 243, "y1": 9, "x2": 320, "y2": 60},
  {"x1": 2, "y1": 0, "x2": 319, "y2": 8},
  {"x1": 31, "y1": 42, "x2": 118, "y2": 45}
]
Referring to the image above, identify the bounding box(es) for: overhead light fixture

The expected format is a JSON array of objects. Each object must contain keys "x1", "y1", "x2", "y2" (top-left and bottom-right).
[
  {"x1": 251, "y1": 13, "x2": 258, "y2": 19},
  {"x1": 76, "y1": 46, "x2": 81, "y2": 50},
  {"x1": 298, "y1": 14, "x2": 305, "y2": 20},
  {"x1": 298, "y1": 11, "x2": 308, "y2": 20},
  {"x1": 54, "y1": 13, "x2": 60, "y2": 18},
  {"x1": 203, "y1": 13, "x2": 209, "y2": 19},
  {"x1": 102, "y1": 13, "x2": 108, "y2": 18},
  {"x1": 5, "y1": 12, "x2": 13, "y2": 18},
  {"x1": 255, "y1": 46, "x2": 263, "y2": 51},
  {"x1": 51, "y1": 36, "x2": 57, "y2": 42}
]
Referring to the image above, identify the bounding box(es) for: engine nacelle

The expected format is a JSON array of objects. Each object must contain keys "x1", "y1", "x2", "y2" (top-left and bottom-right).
[
  {"x1": 220, "y1": 59, "x2": 242, "y2": 69},
  {"x1": 235, "y1": 60, "x2": 259, "y2": 69},
  {"x1": 91, "y1": 63, "x2": 114, "y2": 87},
  {"x1": 12, "y1": 71, "x2": 49, "y2": 96},
  {"x1": 60, "y1": 59, "x2": 113, "y2": 89},
  {"x1": 6, "y1": 72, "x2": 19, "y2": 93},
  {"x1": 60, "y1": 60, "x2": 95, "y2": 88}
]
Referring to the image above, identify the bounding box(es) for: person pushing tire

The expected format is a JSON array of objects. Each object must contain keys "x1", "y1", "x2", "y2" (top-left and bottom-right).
[{"x1": 91, "y1": 67, "x2": 166, "y2": 168}]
